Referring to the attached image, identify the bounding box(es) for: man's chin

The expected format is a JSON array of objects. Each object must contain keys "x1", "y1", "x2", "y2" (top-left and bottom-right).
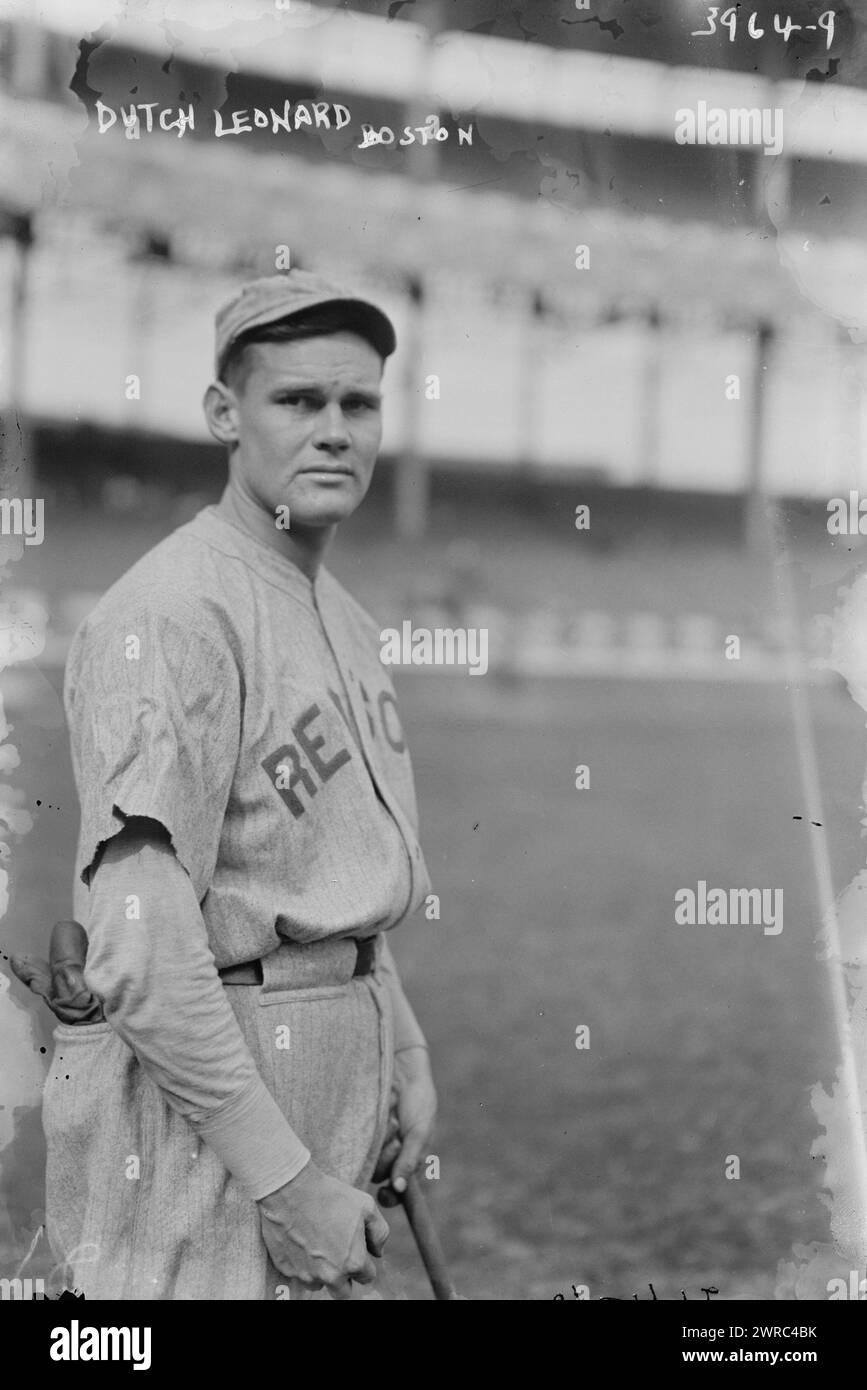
[{"x1": 288, "y1": 478, "x2": 368, "y2": 528}]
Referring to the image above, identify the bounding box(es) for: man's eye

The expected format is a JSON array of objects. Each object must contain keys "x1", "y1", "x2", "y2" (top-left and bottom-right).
[
  {"x1": 344, "y1": 398, "x2": 377, "y2": 412},
  {"x1": 277, "y1": 394, "x2": 317, "y2": 407}
]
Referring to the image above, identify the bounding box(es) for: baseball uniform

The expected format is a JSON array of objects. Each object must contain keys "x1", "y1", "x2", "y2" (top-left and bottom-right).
[{"x1": 43, "y1": 501, "x2": 432, "y2": 1299}]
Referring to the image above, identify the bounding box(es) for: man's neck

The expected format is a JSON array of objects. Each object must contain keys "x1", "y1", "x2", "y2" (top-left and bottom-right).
[{"x1": 216, "y1": 478, "x2": 333, "y2": 582}]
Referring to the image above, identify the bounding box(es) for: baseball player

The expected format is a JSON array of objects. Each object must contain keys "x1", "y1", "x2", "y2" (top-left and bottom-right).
[{"x1": 12, "y1": 270, "x2": 438, "y2": 1300}]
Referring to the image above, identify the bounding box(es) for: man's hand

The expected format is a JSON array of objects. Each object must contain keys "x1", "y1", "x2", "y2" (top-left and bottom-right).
[
  {"x1": 258, "y1": 1161, "x2": 390, "y2": 1299},
  {"x1": 9, "y1": 921, "x2": 105, "y2": 1024},
  {"x1": 372, "y1": 1045, "x2": 437, "y2": 1195}
]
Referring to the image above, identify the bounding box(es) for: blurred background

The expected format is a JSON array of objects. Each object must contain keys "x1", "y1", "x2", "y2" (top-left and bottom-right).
[{"x1": 2, "y1": 0, "x2": 867, "y2": 1299}]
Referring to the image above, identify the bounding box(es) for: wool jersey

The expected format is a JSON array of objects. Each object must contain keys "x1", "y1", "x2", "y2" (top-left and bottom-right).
[{"x1": 65, "y1": 505, "x2": 432, "y2": 965}]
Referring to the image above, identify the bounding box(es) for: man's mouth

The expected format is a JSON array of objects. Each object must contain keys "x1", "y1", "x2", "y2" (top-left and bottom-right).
[{"x1": 298, "y1": 465, "x2": 354, "y2": 477}]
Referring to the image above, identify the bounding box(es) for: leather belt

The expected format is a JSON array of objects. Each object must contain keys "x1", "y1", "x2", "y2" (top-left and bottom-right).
[{"x1": 219, "y1": 935, "x2": 379, "y2": 986}]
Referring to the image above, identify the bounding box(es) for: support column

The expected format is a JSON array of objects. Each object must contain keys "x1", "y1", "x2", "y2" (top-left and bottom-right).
[{"x1": 393, "y1": 0, "x2": 444, "y2": 540}]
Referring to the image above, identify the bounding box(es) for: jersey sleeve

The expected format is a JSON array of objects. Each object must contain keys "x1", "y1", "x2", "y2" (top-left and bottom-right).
[
  {"x1": 64, "y1": 605, "x2": 240, "y2": 902},
  {"x1": 85, "y1": 822, "x2": 311, "y2": 1198}
]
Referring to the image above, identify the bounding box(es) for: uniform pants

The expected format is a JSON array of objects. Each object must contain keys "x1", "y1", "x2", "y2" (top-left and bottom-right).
[{"x1": 41, "y1": 940, "x2": 395, "y2": 1300}]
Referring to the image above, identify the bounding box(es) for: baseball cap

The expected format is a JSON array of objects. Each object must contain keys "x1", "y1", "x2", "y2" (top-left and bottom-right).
[{"x1": 214, "y1": 269, "x2": 397, "y2": 377}]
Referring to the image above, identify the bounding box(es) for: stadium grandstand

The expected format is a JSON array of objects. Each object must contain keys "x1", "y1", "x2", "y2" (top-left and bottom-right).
[{"x1": 2, "y1": 2, "x2": 867, "y2": 510}]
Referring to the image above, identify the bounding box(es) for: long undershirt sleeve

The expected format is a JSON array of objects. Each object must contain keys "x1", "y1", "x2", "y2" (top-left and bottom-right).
[
  {"x1": 379, "y1": 937, "x2": 428, "y2": 1053},
  {"x1": 83, "y1": 819, "x2": 310, "y2": 1201}
]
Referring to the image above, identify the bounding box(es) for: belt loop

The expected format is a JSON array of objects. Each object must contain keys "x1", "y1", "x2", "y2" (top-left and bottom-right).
[{"x1": 353, "y1": 934, "x2": 381, "y2": 978}]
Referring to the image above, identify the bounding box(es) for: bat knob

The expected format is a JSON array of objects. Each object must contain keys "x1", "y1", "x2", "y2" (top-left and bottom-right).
[{"x1": 377, "y1": 1183, "x2": 402, "y2": 1209}]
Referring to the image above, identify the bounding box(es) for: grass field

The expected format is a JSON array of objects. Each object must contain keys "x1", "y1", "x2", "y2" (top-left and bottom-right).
[
  {"x1": 3, "y1": 664, "x2": 864, "y2": 1300},
  {"x1": 385, "y1": 675, "x2": 864, "y2": 1300}
]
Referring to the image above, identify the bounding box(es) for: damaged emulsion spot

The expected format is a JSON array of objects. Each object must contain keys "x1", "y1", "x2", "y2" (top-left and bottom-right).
[
  {"x1": 778, "y1": 576, "x2": 867, "y2": 1295},
  {"x1": 561, "y1": 15, "x2": 626, "y2": 39},
  {"x1": 69, "y1": 26, "x2": 113, "y2": 109}
]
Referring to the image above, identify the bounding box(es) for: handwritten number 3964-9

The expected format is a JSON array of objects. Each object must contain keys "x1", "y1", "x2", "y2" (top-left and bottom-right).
[{"x1": 691, "y1": 8, "x2": 835, "y2": 47}]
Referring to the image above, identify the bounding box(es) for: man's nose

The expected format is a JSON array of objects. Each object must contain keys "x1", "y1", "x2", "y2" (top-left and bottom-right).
[{"x1": 312, "y1": 403, "x2": 350, "y2": 449}]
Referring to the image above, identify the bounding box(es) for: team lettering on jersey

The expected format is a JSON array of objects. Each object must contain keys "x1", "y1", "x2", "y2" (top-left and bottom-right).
[{"x1": 261, "y1": 684, "x2": 406, "y2": 819}]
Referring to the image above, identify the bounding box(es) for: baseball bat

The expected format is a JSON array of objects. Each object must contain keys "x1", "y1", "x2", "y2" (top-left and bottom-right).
[{"x1": 379, "y1": 1175, "x2": 464, "y2": 1300}]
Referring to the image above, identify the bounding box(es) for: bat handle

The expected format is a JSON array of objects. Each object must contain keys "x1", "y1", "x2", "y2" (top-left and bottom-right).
[{"x1": 400, "y1": 1174, "x2": 461, "y2": 1301}]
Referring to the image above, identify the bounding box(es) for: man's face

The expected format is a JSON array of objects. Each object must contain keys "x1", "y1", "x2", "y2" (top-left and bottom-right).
[{"x1": 226, "y1": 331, "x2": 384, "y2": 527}]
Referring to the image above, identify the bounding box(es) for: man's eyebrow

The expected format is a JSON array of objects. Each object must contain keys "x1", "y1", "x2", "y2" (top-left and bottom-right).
[{"x1": 268, "y1": 382, "x2": 382, "y2": 400}]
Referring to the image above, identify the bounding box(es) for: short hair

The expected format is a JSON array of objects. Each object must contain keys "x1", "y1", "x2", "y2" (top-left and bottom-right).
[{"x1": 219, "y1": 302, "x2": 386, "y2": 389}]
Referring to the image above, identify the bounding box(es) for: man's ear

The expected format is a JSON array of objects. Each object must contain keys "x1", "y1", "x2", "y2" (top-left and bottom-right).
[{"x1": 203, "y1": 379, "x2": 241, "y2": 447}]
